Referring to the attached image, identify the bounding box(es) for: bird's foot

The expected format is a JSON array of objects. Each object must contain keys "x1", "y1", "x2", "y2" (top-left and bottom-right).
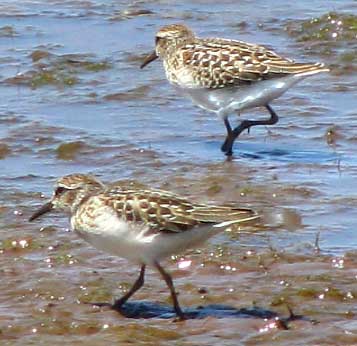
[{"x1": 221, "y1": 138, "x2": 234, "y2": 155}]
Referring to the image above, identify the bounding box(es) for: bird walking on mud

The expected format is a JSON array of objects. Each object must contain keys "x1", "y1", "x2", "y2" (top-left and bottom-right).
[
  {"x1": 141, "y1": 24, "x2": 329, "y2": 156},
  {"x1": 29, "y1": 173, "x2": 258, "y2": 320}
]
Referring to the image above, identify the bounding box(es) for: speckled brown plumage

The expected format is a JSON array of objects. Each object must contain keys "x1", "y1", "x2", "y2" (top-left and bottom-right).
[
  {"x1": 32, "y1": 174, "x2": 257, "y2": 235},
  {"x1": 79, "y1": 185, "x2": 257, "y2": 234},
  {"x1": 152, "y1": 24, "x2": 328, "y2": 89},
  {"x1": 29, "y1": 173, "x2": 259, "y2": 320},
  {"x1": 141, "y1": 24, "x2": 329, "y2": 156}
]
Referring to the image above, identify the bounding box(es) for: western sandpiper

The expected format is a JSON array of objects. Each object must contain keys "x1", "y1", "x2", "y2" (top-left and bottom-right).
[
  {"x1": 29, "y1": 173, "x2": 258, "y2": 320},
  {"x1": 141, "y1": 23, "x2": 329, "y2": 156}
]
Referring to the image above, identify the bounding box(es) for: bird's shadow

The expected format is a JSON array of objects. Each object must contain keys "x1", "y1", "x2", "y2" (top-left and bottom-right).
[
  {"x1": 223, "y1": 145, "x2": 339, "y2": 163},
  {"x1": 93, "y1": 300, "x2": 310, "y2": 327}
]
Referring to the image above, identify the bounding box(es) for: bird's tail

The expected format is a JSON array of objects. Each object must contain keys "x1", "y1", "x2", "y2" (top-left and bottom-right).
[
  {"x1": 268, "y1": 61, "x2": 330, "y2": 77},
  {"x1": 191, "y1": 205, "x2": 259, "y2": 227}
]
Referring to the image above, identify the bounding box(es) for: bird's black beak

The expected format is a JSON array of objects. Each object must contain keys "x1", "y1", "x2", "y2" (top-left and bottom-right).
[
  {"x1": 29, "y1": 201, "x2": 53, "y2": 222},
  {"x1": 140, "y1": 51, "x2": 158, "y2": 69}
]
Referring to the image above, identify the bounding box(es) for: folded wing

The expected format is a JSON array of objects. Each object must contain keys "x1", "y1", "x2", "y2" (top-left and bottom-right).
[
  {"x1": 101, "y1": 186, "x2": 258, "y2": 233},
  {"x1": 179, "y1": 38, "x2": 328, "y2": 88}
]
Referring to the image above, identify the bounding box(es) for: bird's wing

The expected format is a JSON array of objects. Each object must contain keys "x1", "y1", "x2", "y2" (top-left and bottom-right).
[
  {"x1": 98, "y1": 186, "x2": 257, "y2": 234},
  {"x1": 178, "y1": 37, "x2": 327, "y2": 88}
]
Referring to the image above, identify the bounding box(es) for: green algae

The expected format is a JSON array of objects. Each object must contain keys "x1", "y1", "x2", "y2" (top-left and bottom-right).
[
  {"x1": 109, "y1": 179, "x2": 149, "y2": 190},
  {"x1": 0, "y1": 143, "x2": 10, "y2": 159},
  {"x1": 27, "y1": 318, "x2": 103, "y2": 336},
  {"x1": 287, "y1": 12, "x2": 357, "y2": 42},
  {"x1": 53, "y1": 56, "x2": 111, "y2": 73},
  {"x1": 116, "y1": 324, "x2": 181, "y2": 342},
  {"x1": 339, "y1": 52, "x2": 357, "y2": 63},
  {"x1": 270, "y1": 296, "x2": 286, "y2": 307},
  {"x1": 286, "y1": 12, "x2": 357, "y2": 73},
  {"x1": 39, "y1": 226, "x2": 59, "y2": 233},
  {"x1": 56, "y1": 141, "x2": 86, "y2": 160},
  {"x1": 52, "y1": 253, "x2": 78, "y2": 265},
  {"x1": 0, "y1": 25, "x2": 17, "y2": 37},
  {"x1": 78, "y1": 285, "x2": 112, "y2": 304},
  {"x1": 30, "y1": 50, "x2": 51, "y2": 62},
  {"x1": 81, "y1": 61, "x2": 111, "y2": 72},
  {"x1": 9, "y1": 51, "x2": 113, "y2": 89},
  {"x1": 323, "y1": 287, "x2": 346, "y2": 301},
  {"x1": 325, "y1": 126, "x2": 342, "y2": 145},
  {"x1": 30, "y1": 71, "x2": 78, "y2": 89},
  {"x1": 104, "y1": 85, "x2": 150, "y2": 101},
  {"x1": 239, "y1": 186, "x2": 256, "y2": 195},
  {"x1": 108, "y1": 9, "x2": 154, "y2": 21},
  {"x1": 0, "y1": 238, "x2": 19, "y2": 251},
  {"x1": 0, "y1": 237, "x2": 42, "y2": 252},
  {"x1": 206, "y1": 182, "x2": 223, "y2": 196}
]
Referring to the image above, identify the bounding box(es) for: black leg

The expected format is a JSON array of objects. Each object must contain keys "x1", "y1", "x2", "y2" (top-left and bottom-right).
[
  {"x1": 223, "y1": 104, "x2": 279, "y2": 156},
  {"x1": 154, "y1": 261, "x2": 186, "y2": 320},
  {"x1": 221, "y1": 117, "x2": 233, "y2": 153},
  {"x1": 111, "y1": 264, "x2": 146, "y2": 310}
]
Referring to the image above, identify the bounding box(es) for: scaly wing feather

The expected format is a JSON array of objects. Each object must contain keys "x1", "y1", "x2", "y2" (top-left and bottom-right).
[
  {"x1": 100, "y1": 186, "x2": 258, "y2": 233},
  {"x1": 178, "y1": 37, "x2": 328, "y2": 88}
]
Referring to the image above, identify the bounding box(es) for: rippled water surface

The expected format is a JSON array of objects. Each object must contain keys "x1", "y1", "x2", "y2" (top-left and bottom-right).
[{"x1": 0, "y1": 1, "x2": 356, "y2": 345}]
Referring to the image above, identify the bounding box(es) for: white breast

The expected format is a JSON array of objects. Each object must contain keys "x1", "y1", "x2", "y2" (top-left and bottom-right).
[
  {"x1": 70, "y1": 203, "x2": 222, "y2": 265},
  {"x1": 72, "y1": 207, "x2": 159, "y2": 262}
]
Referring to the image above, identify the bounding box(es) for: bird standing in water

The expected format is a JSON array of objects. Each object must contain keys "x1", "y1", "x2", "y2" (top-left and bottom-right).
[
  {"x1": 29, "y1": 173, "x2": 258, "y2": 320},
  {"x1": 141, "y1": 24, "x2": 329, "y2": 156}
]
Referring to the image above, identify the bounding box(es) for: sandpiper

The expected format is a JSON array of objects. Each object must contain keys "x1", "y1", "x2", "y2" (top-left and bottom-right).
[
  {"x1": 141, "y1": 24, "x2": 329, "y2": 156},
  {"x1": 29, "y1": 173, "x2": 258, "y2": 320}
]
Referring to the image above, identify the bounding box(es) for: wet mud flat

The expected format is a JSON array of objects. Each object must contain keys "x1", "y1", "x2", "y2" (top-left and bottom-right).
[{"x1": 0, "y1": 0, "x2": 357, "y2": 345}]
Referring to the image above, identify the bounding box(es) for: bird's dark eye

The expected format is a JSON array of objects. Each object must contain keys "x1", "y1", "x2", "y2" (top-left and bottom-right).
[
  {"x1": 55, "y1": 187, "x2": 66, "y2": 196},
  {"x1": 155, "y1": 36, "x2": 162, "y2": 44}
]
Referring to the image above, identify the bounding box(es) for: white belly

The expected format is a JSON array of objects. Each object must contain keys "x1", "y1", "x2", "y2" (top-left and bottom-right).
[
  {"x1": 71, "y1": 208, "x2": 220, "y2": 265},
  {"x1": 78, "y1": 225, "x2": 218, "y2": 264},
  {"x1": 176, "y1": 74, "x2": 307, "y2": 117}
]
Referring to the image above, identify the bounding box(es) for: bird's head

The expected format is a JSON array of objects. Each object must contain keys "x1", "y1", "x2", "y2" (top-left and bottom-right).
[
  {"x1": 29, "y1": 174, "x2": 105, "y2": 221},
  {"x1": 140, "y1": 24, "x2": 195, "y2": 68}
]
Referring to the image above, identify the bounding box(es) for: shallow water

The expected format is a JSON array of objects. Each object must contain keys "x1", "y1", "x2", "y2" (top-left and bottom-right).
[{"x1": 0, "y1": 1, "x2": 356, "y2": 345}]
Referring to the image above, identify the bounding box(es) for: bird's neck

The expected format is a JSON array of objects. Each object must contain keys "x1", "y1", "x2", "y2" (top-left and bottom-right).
[
  {"x1": 70, "y1": 186, "x2": 103, "y2": 214},
  {"x1": 160, "y1": 37, "x2": 194, "y2": 61}
]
